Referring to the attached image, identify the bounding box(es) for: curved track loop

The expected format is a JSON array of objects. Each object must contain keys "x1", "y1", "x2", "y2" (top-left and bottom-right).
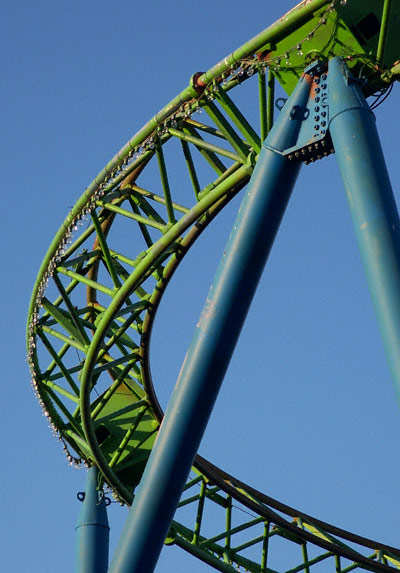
[{"x1": 27, "y1": 1, "x2": 400, "y2": 570}]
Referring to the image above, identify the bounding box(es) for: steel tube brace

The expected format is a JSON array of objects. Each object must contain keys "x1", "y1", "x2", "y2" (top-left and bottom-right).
[
  {"x1": 108, "y1": 65, "x2": 318, "y2": 573},
  {"x1": 75, "y1": 467, "x2": 109, "y2": 573},
  {"x1": 328, "y1": 57, "x2": 400, "y2": 405}
]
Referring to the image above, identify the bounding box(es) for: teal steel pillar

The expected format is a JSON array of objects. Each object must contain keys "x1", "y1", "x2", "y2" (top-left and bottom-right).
[
  {"x1": 328, "y1": 57, "x2": 400, "y2": 405},
  {"x1": 109, "y1": 71, "x2": 314, "y2": 572},
  {"x1": 75, "y1": 467, "x2": 109, "y2": 573}
]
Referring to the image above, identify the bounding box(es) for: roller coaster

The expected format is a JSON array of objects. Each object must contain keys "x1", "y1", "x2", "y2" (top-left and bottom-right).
[{"x1": 27, "y1": 0, "x2": 400, "y2": 570}]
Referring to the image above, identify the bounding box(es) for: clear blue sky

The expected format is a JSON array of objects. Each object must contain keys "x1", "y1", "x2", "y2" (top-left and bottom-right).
[{"x1": 3, "y1": 1, "x2": 400, "y2": 571}]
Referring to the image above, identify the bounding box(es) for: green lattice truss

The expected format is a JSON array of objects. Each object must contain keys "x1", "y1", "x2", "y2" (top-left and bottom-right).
[{"x1": 27, "y1": 1, "x2": 400, "y2": 571}]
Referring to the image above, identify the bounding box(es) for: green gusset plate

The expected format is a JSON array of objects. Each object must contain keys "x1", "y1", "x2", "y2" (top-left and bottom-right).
[{"x1": 258, "y1": 0, "x2": 400, "y2": 96}]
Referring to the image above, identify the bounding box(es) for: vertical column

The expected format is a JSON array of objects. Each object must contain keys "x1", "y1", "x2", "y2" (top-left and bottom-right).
[
  {"x1": 328, "y1": 57, "x2": 400, "y2": 405},
  {"x1": 75, "y1": 467, "x2": 109, "y2": 573},
  {"x1": 109, "y1": 71, "x2": 313, "y2": 573}
]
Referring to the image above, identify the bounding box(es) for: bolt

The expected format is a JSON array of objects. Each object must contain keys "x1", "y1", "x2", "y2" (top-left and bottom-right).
[
  {"x1": 314, "y1": 124, "x2": 320, "y2": 130},
  {"x1": 314, "y1": 106, "x2": 320, "y2": 112}
]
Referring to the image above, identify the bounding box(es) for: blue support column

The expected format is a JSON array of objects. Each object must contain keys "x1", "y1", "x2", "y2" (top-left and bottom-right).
[
  {"x1": 109, "y1": 71, "x2": 314, "y2": 573},
  {"x1": 75, "y1": 467, "x2": 109, "y2": 573},
  {"x1": 328, "y1": 57, "x2": 400, "y2": 405}
]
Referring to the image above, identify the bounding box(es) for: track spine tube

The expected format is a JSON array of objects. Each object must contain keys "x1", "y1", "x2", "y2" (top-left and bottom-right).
[
  {"x1": 328, "y1": 57, "x2": 400, "y2": 406},
  {"x1": 109, "y1": 73, "x2": 312, "y2": 573},
  {"x1": 75, "y1": 467, "x2": 109, "y2": 573}
]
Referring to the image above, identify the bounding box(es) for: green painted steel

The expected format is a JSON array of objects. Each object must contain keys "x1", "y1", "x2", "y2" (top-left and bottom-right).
[
  {"x1": 377, "y1": 0, "x2": 393, "y2": 65},
  {"x1": 261, "y1": 0, "x2": 400, "y2": 96},
  {"x1": 27, "y1": 0, "x2": 400, "y2": 571}
]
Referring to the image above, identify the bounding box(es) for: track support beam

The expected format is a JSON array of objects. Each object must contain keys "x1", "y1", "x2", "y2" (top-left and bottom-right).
[
  {"x1": 108, "y1": 70, "x2": 315, "y2": 573},
  {"x1": 328, "y1": 57, "x2": 400, "y2": 406},
  {"x1": 75, "y1": 467, "x2": 109, "y2": 573}
]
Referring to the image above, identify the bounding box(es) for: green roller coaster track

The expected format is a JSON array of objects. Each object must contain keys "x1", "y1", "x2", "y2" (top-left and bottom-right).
[{"x1": 27, "y1": 0, "x2": 400, "y2": 570}]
